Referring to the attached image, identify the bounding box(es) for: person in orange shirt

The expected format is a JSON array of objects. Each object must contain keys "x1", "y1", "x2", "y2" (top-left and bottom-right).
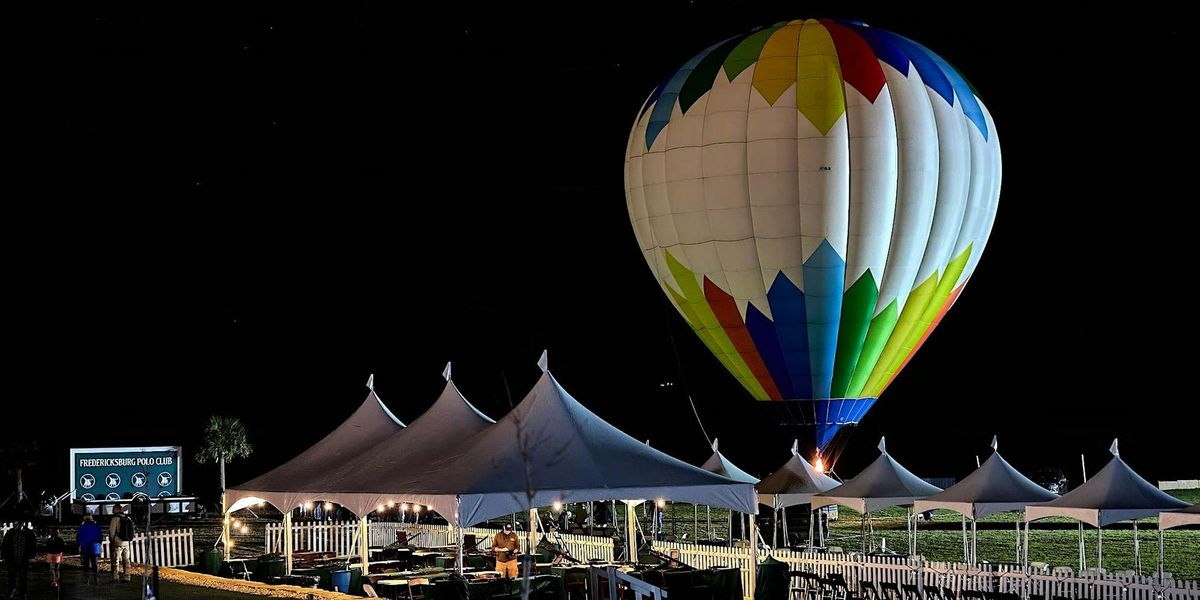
[{"x1": 491, "y1": 523, "x2": 520, "y2": 578}]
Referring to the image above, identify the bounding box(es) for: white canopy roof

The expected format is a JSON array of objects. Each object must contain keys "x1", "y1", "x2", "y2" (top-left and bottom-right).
[
  {"x1": 1025, "y1": 440, "x2": 1190, "y2": 527},
  {"x1": 757, "y1": 440, "x2": 840, "y2": 508},
  {"x1": 699, "y1": 440, "x2": 759, "y2": 485},
  {"x1": 226, "y1": 376, "x2": 404, "y2": 514},
  {"x1": 440, "y1": 370, "x2": 758, "y2": 525},
  {"x1": 232, "y1": 358, "x2": 758, "y2": 525},
  {"x1": 913, "y1": 440, "x2": 1057, "y2": 519},
  {"x1": 1160, "y1": 503, "x2": 1200, "y2": 530},
  {"x1": 811, "y1": 437, "x2": 942, "y2": 513}
]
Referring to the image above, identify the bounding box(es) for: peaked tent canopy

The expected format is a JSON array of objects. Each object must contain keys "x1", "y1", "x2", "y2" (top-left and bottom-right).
[
  {"x1": 1025, "y1": 441, "x2": 1189, "y2": 527},
  {"x1": 415, "y1": 370, "x2": 758, "y2": 526},
  {"x1": 1160, "y1": 503, "x2": 1200, "y2": 530},
  {"x1": 309, "y1": 379, "x2": 497, "y2": 517},
  {"x1": 758, "y1": 442, "x2": 840, "y2": 508},
  {"x1": 226, "y1": 377, "x2": 405, "y2": 514},
  {"x1": 914, "y1": 448, "x2": 1057, "y2": 519},
  {"x1": 812, "y1": 438, "x2": 942, "y2": 513},
  {"x1": 700, "y1": 440, "x2": 759, "y2": 485}
]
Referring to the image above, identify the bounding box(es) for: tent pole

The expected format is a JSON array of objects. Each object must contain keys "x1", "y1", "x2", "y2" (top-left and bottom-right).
[
  {"x1": 1078, "y1": 522, "x2": 1084, "y2": 572},
  {"x1": 808, "y1": 508, "x2": 815, "y2": 549},
  {"x1": 961, "y1": 515, "x2": 968, "y2": 562},
  {"x1": 772, "y1": 507, "x2": 779, "y2": 549},
  {"x1": 283, "y1": 510, "x2": 293, "y2": 576},
  {"x1": 589, "y1": 502, "x2": 594, "y2": 537},
  {"x1": 1097, "y1": 526, "x2": 1102, "y2": 570},
  {"x1": 971, "y1": 519, "x2": 978, "y2": 564},
  {"x1": 1023, "y1": 521, "x2": 1029, "y2": 569},
  {"x1": 706, "y1": 505, "x2": 711, "y2": 539},
  {"x1": 1158, "y1": 528, "x2": 1164, "y2": 585},
  {"x1": 693, "y1": 504, "x2": 697, "y2": 542},
  {"x1": 1133, "y1": 520, "x2": 1140, "y2": 576},
  {"x1": 728, "y1": 510, "x2": 733, "y2": 548},
  {"x1": 455, "y1": 497, "x2": 464, "y2": 577},
  {"x1": 782, "y1": 505, "x2": 789, "y2": 548},
  {"x1": 748, "y1": 511, "x2": 759, "y2": 596},
  {"x1": 360, "y1": 515, "x2": 370, "y2": 576},
  {"x1": 1016, "y1": 519, "x2": 1020, "y2": 564},
  {"x1": 625, "y1": 501, "x2": 637, "y2": 564},
  {"x1": 529, "y1": 508, "x2": 538, "y2": 562}
]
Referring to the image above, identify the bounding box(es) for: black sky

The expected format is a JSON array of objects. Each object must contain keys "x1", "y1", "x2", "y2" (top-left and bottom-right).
[{"x1": 10, "y1": 2, "x2": 1194, "y2": 504}]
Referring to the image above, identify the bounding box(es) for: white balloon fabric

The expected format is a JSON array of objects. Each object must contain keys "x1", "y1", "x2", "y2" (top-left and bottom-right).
[{"x1": 624, "y1": 19, "x2": 1001, "y2": 450}]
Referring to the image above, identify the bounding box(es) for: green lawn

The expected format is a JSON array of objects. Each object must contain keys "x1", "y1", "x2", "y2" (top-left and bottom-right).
[{"x1": 634, "y1": 489, "x2": 1200, "y2": 580}]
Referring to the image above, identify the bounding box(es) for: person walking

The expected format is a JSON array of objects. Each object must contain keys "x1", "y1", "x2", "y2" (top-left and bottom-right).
[
  {"x1": 45, "y1": 528, "x2": 66, "y2": 589},
  {"x1": 77, "y1": 513, "x2": 103, "y2": 585},
  {"x1": 109, "y1": 505, "x2": 135, "y2": 582},
  {"x1": 2, "y1": 522, "x2": 37, "y2": 599}
]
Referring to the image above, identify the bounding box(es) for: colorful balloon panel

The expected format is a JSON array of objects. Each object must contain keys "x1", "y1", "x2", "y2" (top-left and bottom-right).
[{"x1": 624, "y1": 19, "x2": 1001, "y2": 450}]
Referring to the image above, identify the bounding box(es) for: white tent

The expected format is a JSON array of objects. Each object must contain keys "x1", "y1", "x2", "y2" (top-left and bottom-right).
[
  {"x1": 758, "y1": 440, "x2": 840, "y2": 509},
  {"x1": 699, "y1": 439, "x2": 759, "y2": 484},
  {"x1": 914, "y1": 437, "x2": 1056, "y2": 562},
  {"x1": 1023, "y1": 439, "x2": 1189, "y2": 572},
  {"x1": 1159, "y1": 503, "x2": 1200, "y2": 530},
  {"x1": 757, "y1": 440, "x2": 840, "y2": 549},
  {"x1": 914, "y1": 438, "x2": 1057, "y2": 520},
  {"x1": 812, "y1": 437, "x2": 941, "y2": 554},
  {"x1": 812, "y1": 437, "x2": 942, "y2": 513},
  {"x1": 1025, "y1": 440, "x2": 1189, "y2": 527},
  {"x1": 225, "y1": 374, "x2": 405, "y2": 515}
]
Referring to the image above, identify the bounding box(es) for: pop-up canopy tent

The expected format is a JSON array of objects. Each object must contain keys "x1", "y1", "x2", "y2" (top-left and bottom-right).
[
  {"x1": 700, "y1": 439, "x2": 759, "y2": 484},
  {"x1": 757, "y1": 440, "x2": 840, "y2": 548},
  {"x1": 225, "y1": 374, "x2": 405, "y2": 516},
  {"x1": 812, "y1": 437, "x2": 942, "y2": 513},
  {"x1": 758, "y1": 440, "x2": 840, "y2": 509},
  {"x1": 697, "y1": 439, "x2": 758, "y2": 547},
  {"x1": 1023, "y1": 439, "x2": 1189, "y2": 572},
  {"x1": 1158, "y1": 503, "x2": 1200, "y2": 581},
  {"x1": 812, "y1": 437, "x2": 942, "y2": 553},
  {"x1": 1160, "y1": 503, "x2": 1200, "y2": 530},
  {"x1": 914, "y1": 436, "x2": 1057, "y2": 562}
]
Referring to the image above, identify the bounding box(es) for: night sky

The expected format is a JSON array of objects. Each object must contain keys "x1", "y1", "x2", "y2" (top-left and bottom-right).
[{"x1": 10, "y1": 2, "x2": 1193, "y2": 506}]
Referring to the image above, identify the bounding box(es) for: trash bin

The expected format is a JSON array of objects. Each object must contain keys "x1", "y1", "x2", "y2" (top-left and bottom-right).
[
  {"x1": 199, "y1": 549, "x2": 223, "y2": 575},
  {"x1": 255, "y1": 555, "x2": 285, "y2": 582},
  {"x1": 330, "y1": 569, "x2": 351, "y2": 594}
]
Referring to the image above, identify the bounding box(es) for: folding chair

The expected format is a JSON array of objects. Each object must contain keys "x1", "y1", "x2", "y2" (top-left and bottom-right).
[
  {"x1": 960, "y1": 591, "x2": 986, "y2": 600},
  {"x1": 900, "y1": 583, "x2": 922, "y2": 600},
  {"x1": 879, "y1": 582, "x2": 901, "y2": 600}
]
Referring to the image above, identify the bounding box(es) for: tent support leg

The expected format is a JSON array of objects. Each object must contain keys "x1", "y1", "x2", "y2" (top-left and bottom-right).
[
  {"x1": 706, "y1": 505, "x2": 711, "y2": 540},
  {"x1": 962, "y1": 515, "x2": 968, "y2": 562},
  {"x1": 728, "y1": 510, "x2": 733, "y2": 548},
  {"x1": 971, "y1": 519, "x2": 978, "y2": 564},
  {"x1": 1158, "y1": 529, "x2": 1164, "y2": 585},
  {"x1": 808, "y1": 508, "x2": 815, "y2": 549},
  {"x1": 1133, "y1": 521, "x2": 1140, "y2": 576},
  {"x1": 692, "y1": 504, "x2": 697, "y2": 542},
  {"x1": 782, "y1": 506, "x2": 788, "y2": 548},
  {"x1": 772, "y1": 507, "x2": 778, "y2": 549},
  {"x1": 283, "y1": 510, "x2": 293, "y2": 576},
  {"x1": 1016, "y1": 520, "x2": 1021, "y2": 564},
  {"x1": 455, "y1": 497, "x2": 464, "y2": 577},
  {"x1": 1097, "y1": 526, "x2": 1102, "y2": 570},
  {"x1": 1023, "y1": 521, "x2": 1029, "y2": 569},
  {"x1": 360, "y1": 516, "x2": 370, "y2": 576},
  {"x1": 748, "y1": 511, "x2": 759, "y2": 596},
  {"x1": 1078, "y1": 522, "x2": 1084, "y2": 572},
  {"x1": 625, "y1": 501, "x2": 637, "y2": 564}
]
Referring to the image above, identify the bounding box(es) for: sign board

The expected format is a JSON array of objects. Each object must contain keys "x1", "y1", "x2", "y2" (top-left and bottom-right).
[{"x1": 69, "y1": 446, "x2": 182, "y2": 502}]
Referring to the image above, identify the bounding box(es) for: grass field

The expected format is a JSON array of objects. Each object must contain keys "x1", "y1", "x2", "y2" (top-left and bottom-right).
[{"x1": 636, "y1": 489, "x2": 1199, "y2": 580}]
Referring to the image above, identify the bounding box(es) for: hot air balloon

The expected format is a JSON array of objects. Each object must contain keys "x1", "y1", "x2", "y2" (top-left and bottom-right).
[{"x1": 624, "y1": 19, "x2": 1000, "y2": 460}]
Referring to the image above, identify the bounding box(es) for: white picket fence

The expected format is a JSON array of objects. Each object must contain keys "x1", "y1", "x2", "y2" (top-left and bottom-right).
[
  {"x1": 655, "y1": 541, "x2": 1200, "y2": 600},
  {"x1": 266, "y1": 521, "x2": 615, "y2": 563},
  {"x1": 100, "y1": 529, "x2": 195, "y2": 568},
  {"x1": 0, "y1": 523, "x2": 193, "y2": 569}
]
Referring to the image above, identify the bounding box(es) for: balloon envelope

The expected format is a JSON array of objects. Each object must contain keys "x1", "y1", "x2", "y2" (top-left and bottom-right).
[{"x1": 624, "y1": 19, "x2": 1001, "y2": 451}]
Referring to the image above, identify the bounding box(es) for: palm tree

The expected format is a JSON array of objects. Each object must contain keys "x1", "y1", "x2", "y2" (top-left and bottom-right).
[{"x1": 196, "y1": 416, "x2": 252, "y2": 512}]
